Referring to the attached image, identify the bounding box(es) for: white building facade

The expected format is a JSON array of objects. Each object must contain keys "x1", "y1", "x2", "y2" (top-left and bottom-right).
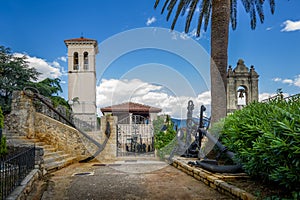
[{"x1": 64, "y1": 37, "x2": 98, "y2": 128}]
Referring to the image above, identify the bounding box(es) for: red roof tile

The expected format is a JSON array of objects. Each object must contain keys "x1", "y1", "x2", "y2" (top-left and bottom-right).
[
  {"x1": 64, "y1": 36, "x2": 97, "y2": 42},
  {"x1": 100, "y1": 102, "x2": 162, "y2": 113}
]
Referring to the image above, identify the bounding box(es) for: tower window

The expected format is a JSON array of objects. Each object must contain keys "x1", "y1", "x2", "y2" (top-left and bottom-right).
[
  {"x1": 73, "y1": 52, "x2": 79, "y2": 70},
  {"x1": 84, "y1": 52, "x2": 89, "y2": 70}
]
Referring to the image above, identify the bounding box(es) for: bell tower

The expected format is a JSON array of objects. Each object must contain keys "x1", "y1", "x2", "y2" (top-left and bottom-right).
[
  {"x1": 64, "y1": 37, "x2": 98, "y2": 127},
  {"x1": 227, "y1": 59, "x2": 259, "y2": 113}
]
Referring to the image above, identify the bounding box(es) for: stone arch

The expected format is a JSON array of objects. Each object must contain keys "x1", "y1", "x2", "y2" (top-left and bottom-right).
[
  {"x1": 236, "y1": 85, "x2": 247, "y2": 108},
  {"x1": 73, "y1": 52, "x2": 79, "y2": 70},
  {"x1": 83, "y1": 51, "x2": 89, "y2": 70},
  {"x1": 227, "y1": 59, "x2": 259, "y2": 113}
]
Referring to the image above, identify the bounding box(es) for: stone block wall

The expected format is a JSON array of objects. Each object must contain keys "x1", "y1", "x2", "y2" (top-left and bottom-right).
[
  {"x1": 34, "y1": 113, "x2": 98, "y2": 161},
  {"x1": 4, "y1": 91, "x2": 117, "y2": 162},
  {"x1": 96, "y1": 115, "x2": 117, "y2": 161},
  {"x1": 5, "y1": 91, "x2": 36, "y2": 138},
  {"x1": 172, "y1": 159, "x2": 255, "y2": 200}
]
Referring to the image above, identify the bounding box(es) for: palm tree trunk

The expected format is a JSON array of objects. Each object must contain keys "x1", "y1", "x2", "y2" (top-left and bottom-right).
[{"x1": 210, "y1": 0, "x2": 230, "y2": 124}]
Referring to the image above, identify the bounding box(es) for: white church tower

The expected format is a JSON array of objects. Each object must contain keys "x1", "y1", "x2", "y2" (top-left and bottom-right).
[{"x1": 64, "y1": 37, "x2": 98, "y2": 128}]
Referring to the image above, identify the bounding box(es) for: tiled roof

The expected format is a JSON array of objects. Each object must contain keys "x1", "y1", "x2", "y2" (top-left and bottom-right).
[
  {"x1": 100, "y1": 102, "x2": 162, "y2": 113},
  {"x1": 64, "y1": 36, "x2": 97, "y2": 42},
  {"x1": 64, "y1": 37, "x2": 98, "y2": 48}
]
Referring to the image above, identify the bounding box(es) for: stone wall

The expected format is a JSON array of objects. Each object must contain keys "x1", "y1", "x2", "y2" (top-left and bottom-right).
[
  {"x1": 4, "y1": 91, "x2": 117, "y2": 162},
  {"x1": 172, "y1": 158, "x2": 255, "y2": 199},
  {"x1": 5, "y1": 91, "x2": 36, "y2": 138},
  {"x1": 34, "y1": 113, "x2": 98, "y2": 161},
  {"x1": 96, "y1": 115, "x2": 117, "y2": 161}
]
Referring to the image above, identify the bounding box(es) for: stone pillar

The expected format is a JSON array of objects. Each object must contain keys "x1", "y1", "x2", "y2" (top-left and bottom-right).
[
  {"x1": 97, "y1": 115, "x2": 118, "y2": 161},
  {"x1": 5, "y1": 91, "x2": 36, "y2": 138}
]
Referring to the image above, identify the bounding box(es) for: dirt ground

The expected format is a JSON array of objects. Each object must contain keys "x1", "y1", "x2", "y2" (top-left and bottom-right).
[{"x1": 29, "y1": 160, "x2": 232, "y2": 200}]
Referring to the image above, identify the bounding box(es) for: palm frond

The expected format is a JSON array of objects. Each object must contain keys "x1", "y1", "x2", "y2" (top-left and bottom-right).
[
  {"x1": 196, "y1": 0, "x2": 211, "y2": 36},
  {"x1": 253, "y1": 0, "x2": 264, "y2": 24},
  {"x1": 167, "y1": 0, "x2": 178, "y2": 21},
  {"x1": 185, "y1": 0, "x2": 199, "y2": 33},
  {"x1": 250, "y1": 2, "x2": 257, "y2": 29},
  {"x1": 241, "y1": 0, "x2": 251, "y2": 13},
  {"x1": 268, "y1": 0, "x2": 275, "y2": 14},
  {"x1": 181, "y1": 0, "x2": 192, "y2": 16},
  {"x1": 154, "y1": 0, "x2": 161, "y2": 9},
  {"x1": 161, "y1": 0, "x2": 171, "y2": 14},
  {"x1": 230, "y1": 0, "x2": 237, "y2": 30},
  {"x1": 171, "y1": 0, "x2": 186, "y2": 30},
  {"x1": 203, "y1": 0, "x2": 212, "y2": 32}
]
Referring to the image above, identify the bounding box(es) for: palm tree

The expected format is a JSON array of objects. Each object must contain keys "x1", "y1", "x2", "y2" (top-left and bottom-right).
[{"x1": 154, "y1": 0, "x2": 275, "y2": 124}]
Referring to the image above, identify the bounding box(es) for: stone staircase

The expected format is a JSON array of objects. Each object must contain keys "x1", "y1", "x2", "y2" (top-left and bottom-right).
[{"x1": 3, "y1": 133, "x2": 77, "y2": 173}]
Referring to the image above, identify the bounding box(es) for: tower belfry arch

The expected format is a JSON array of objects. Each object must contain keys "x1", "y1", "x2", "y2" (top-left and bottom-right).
[
  {"x1": 64, "y1": 37, "x2": 99, "y2": 127},
  {"x1": 227, "y1": 59, "x2": 259, "y2": 113}
]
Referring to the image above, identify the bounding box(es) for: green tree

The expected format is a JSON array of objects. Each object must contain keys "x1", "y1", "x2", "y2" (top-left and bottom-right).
[
  {"x1": 30, "y1": 78, "x2": 63, "y2": 97},
  {"x1": 0, "y1": 106, "x2": 7, "y2": 156},
  {"x1": 0, "y1": 46, "x2": 40, "y2": 113},
  {"x1": 29, "y1": 78, "x2": 70, "y2": 109},
  {"x1": 155, "y1": 0, "x2": 275, "y2": 123}
]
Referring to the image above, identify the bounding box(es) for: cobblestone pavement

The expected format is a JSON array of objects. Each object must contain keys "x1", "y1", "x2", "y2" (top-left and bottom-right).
[{"x1": 39, "y1": 159, "x2": 231, "y2": 200}]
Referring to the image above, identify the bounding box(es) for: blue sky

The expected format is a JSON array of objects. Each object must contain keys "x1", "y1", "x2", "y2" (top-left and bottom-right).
[{"x1": 0, "y1": 0, "x2": 299, "y2": 118}]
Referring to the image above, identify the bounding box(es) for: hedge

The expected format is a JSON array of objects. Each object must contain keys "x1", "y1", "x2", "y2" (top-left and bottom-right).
[{"x1": 220, "y1": 96, "x2": 300, "y2": 192}]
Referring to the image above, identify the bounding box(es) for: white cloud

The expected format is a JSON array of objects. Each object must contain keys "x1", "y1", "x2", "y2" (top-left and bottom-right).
[
  {"x1": 14, "y1": 53, "x2": 63, "y2": 81},
  {"x1": 272, "y1": 75, "x2": 300, "y2": 87},
  {"x1": 171, "y1": 28, "x2": 203, "y2": 41},
  {"x1": 294, "y1": 75, "x2": 300, "y2": 87},
  {"x1": 282, "y1": 79, "x2": 293, "y2": 84},
  {"x1": 272, "y1": 77, "x2": 282, "y2": 82},
  {"x1": 58, "y1": 56, "x2": 67, "y2": 62},
  {"x1": 97, "y1": 78, "x2": 211, "y2": 118},
  {"x1": 266, "y1": 27, "x2": 272, "y2": 31},
  {"x1": 281, "y1": 20, "x2": 300, "y2": 32},
  {"x1": 146, "y1": 17, "x2": 157, "y2": 26},
  {"x1": 259, "y1": 92, "x2": 289, "y2": 102}
]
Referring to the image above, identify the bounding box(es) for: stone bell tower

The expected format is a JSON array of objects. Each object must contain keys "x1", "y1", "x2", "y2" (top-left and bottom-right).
[
  {"x1": 64, "y1": 37, "x2": 98, "y2": 126},
  {"x1": 227, "y1": 59, "x2": 259, "y2": 113}
]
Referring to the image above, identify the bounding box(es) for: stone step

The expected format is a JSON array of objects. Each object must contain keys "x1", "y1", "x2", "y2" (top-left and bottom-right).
[
  {"x1": 44, "y1": 153, "x2": 71, "y2": 164},
  {"x1": 45, "y1": 156, "x2": 77, "y2": 172},
  {"x1": 44, "y1": 151, "x2": 65, "y2": 158},
  {"x1": 44, "y1": 147, "x2": 57, "y2": 153},
  {"x1": 32, "y1": 141, "x2": 47, "y2": 146},
  {"x1": 40, "y1": 145, "x2": 56, "y2": 150}
]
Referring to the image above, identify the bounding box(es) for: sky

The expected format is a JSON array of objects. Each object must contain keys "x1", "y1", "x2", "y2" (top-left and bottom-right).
[{"x1": 0, "y1": 0, "x2": 299, "y2": 119}]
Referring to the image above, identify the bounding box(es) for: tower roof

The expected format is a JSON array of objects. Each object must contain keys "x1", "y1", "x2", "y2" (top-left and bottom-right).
[
  {"x1": 100, "y1": 102, "x2": 162, "y2": 114},
  {"x1": 234, "y1": 59, "x2": 249, "y2": 73},
  {"x1": 64, "y1": 36, "x2": 98, "y2": 47}
]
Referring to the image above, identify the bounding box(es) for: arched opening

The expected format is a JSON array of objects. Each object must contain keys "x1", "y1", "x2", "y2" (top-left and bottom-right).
[
  {"x1": 73, "y1": 52, "x2": 79, "y2": 70},
  {"x1": 237, "y1": 86, "x2": 247, "y2": 109},
  {"x1": 83, "y1": 52, "x2": 89, "y2": 70}
]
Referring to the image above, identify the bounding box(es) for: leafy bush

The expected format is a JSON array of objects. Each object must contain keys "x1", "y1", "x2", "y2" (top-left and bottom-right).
[
  {"x1": 221, "y1": 96, "x2": 300, "y2": 192},
  {"x1": 154, "y1": 115, "x2": 177, "y2": 159},
  {"x1": 0, "y1": 107, "x2": 3, "y2": 128},
  {"x1": 0, "y1": 106, "x2": 7, "y2": 155}
]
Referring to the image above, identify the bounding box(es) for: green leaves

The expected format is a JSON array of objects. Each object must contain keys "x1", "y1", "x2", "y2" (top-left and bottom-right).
[
  {"x1": 220, "y1": 96, "x2": 300, "y2": 192},
  {"x1": 154, "y1": 115, "x2": 177, "y2": 159},
  {"x1": 0, "y1": 46, "x2": 40, "y2": 113},
  {"x1": 0, "y1": 107, "x2": 7, "y2": 156}
]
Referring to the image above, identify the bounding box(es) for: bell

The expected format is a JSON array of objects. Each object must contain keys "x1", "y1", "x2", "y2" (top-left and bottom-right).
[{"x1": 239, "y1": 91, "x2": 244, "y2": 98}]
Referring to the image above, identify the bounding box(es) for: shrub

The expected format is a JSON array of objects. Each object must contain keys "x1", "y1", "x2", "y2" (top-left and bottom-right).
[
  {"x1": 154, "y1": 115, "x2": 177, "y2": 159},
  {"x1": 0, "y1": 106, "x2": 7, "y2": 156},
  {"x1": 221, "y1": 97, "x2": 300, "y2": 192}
]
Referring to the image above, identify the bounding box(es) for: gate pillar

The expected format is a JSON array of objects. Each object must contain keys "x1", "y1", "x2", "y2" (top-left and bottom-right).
[{"x1": 98, "y1": 115, "x2": 118, "y2": 161}]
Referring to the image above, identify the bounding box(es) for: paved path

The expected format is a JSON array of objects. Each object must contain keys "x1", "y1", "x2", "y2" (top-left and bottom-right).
[{"x1": 38, "y1": 159, "x2": 231, "y2": 200}]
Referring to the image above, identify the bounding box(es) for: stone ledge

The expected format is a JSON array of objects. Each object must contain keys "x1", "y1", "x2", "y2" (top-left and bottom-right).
[
  {"x1": 6, "y1": 169, "x2": 41, "y2": 200},
  {"x1": 172, "y1": 158, "x2": 256, "y2": 200}
]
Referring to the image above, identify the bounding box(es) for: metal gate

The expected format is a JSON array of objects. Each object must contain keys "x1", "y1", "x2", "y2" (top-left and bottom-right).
[{"x1": 117, "y1": 115, "x2": 155, "y2": 157}]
